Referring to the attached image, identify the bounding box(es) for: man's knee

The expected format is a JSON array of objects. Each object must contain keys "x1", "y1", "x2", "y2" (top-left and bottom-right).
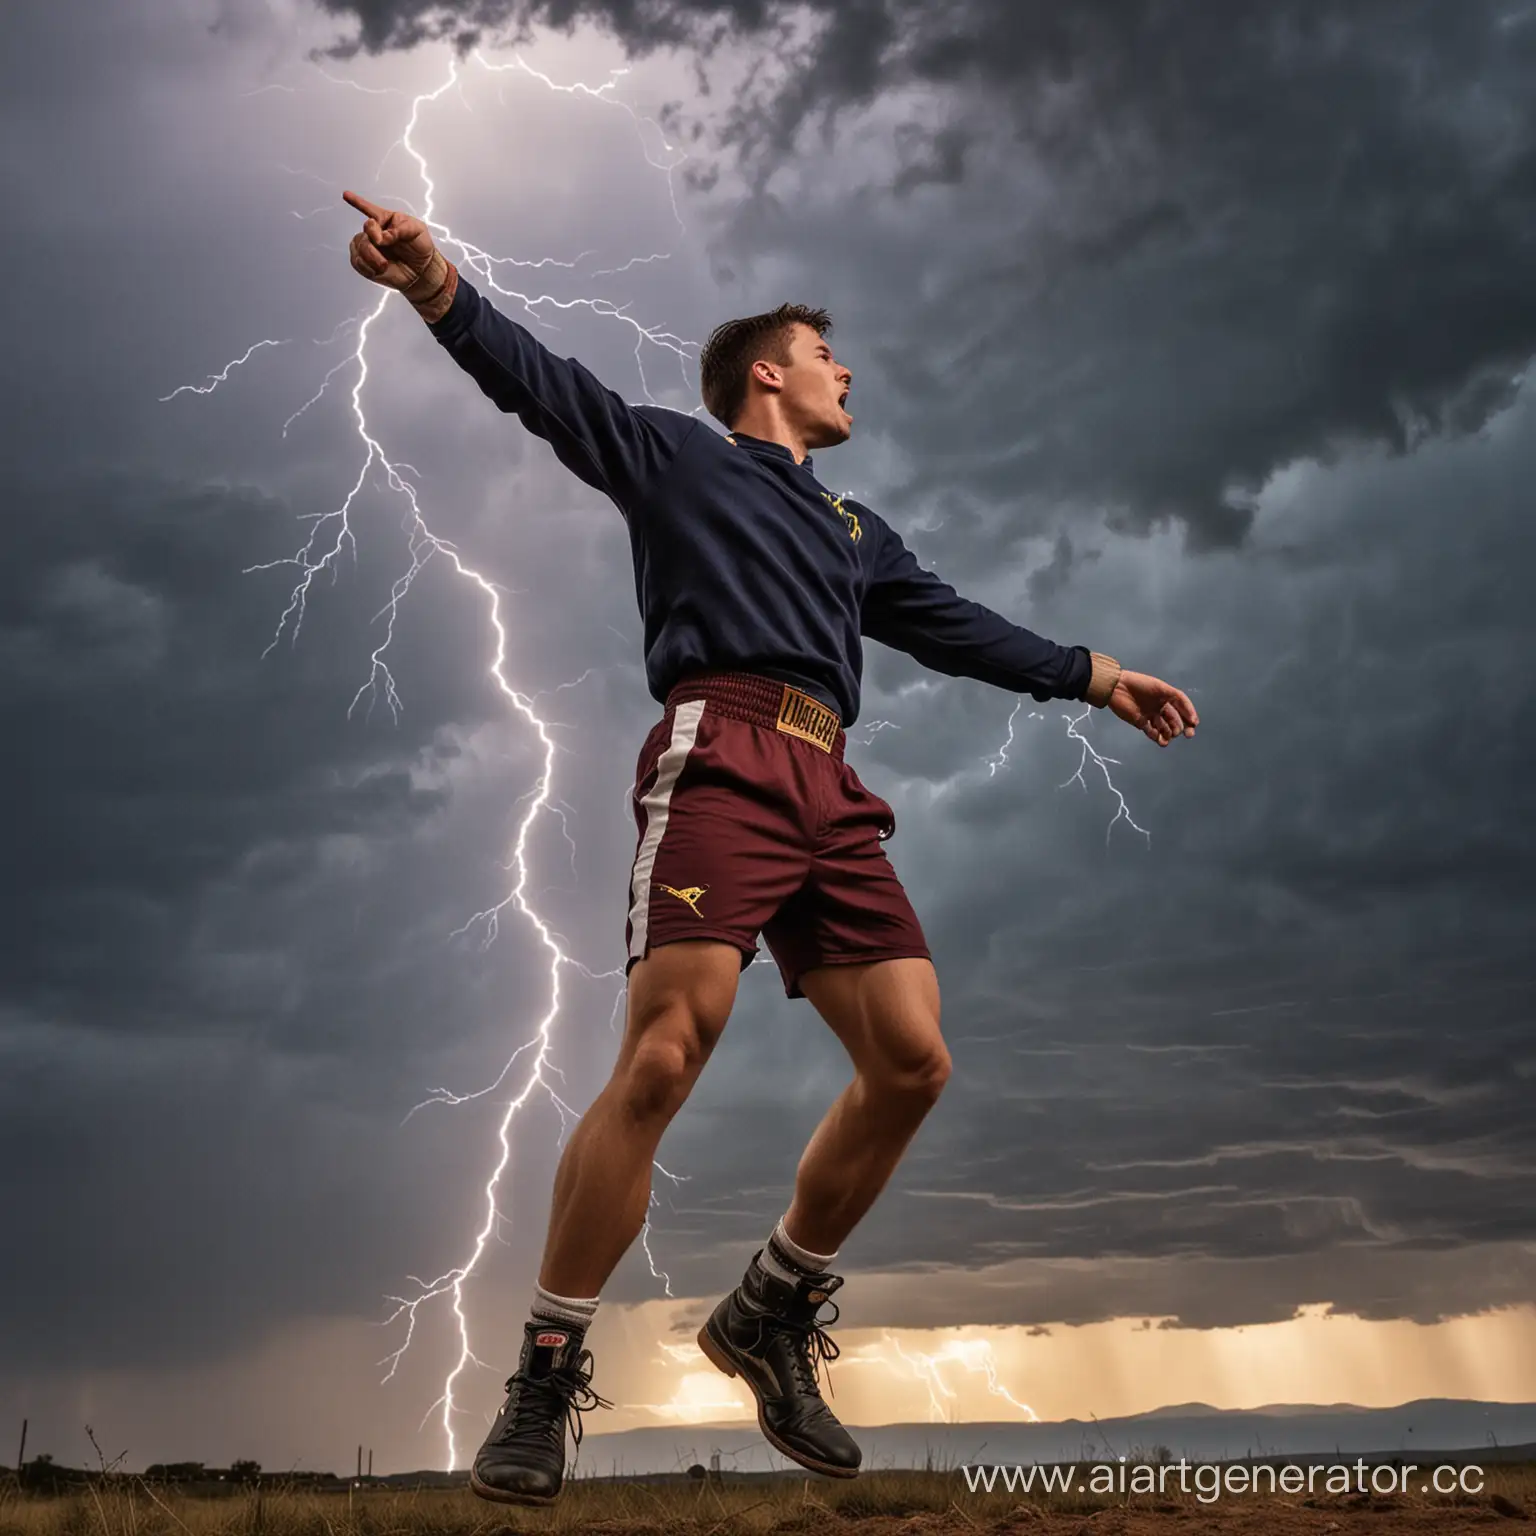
[
  {"x1": 617, "y1": 1021, "x2": 710, "y2": 1122},
  {"x1": 859, "y1": 1008, "x2": 950, "y2": 1108},
  {"x1": 921, "y1": 1040, "x2": 953, "y2": 1101},
  {"x1": 614, "y1": 941, "x2": 739, "y2": 1123},
  {"x1": 804, "y1": 956, "x2": 950, "y2": 1108},
  {"x1": 888, "y1": 1035, "x2": 951, "y2": 1107}
]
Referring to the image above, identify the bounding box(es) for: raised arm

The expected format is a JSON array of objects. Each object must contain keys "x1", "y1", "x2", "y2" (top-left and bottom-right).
[
  {"x1": 343, "y1": 190, "x2": 695, "y2": 515},
  {"x1": 860, "y1": 508, "x2": 1121, "y2": 706}
]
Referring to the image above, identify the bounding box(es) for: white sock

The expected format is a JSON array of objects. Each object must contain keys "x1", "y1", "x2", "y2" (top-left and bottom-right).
[
  {"x1": 531, "y1": 1283, "x2": 600, "y2": 1330},
  {"x1": 756, "y1": 1216, "x2": 838, "y2": 1285}
]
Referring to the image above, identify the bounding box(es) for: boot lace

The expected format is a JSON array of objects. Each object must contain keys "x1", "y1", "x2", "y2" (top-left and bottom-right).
[
  {"x1": 494, "y1": 1351, "x2": 613, "y2": 1451},
  {"x1": 753, "y1": 1299, "x2": 842, "y2": 1399}
]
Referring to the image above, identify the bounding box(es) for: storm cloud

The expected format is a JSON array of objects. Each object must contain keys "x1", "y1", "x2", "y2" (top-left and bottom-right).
[
  {"x1": 315, "y1": 0, "x2": 1536, "y2": 544},
  {"x1": 1, "y1": 0, "x2": 1532, "y2": 1475}
]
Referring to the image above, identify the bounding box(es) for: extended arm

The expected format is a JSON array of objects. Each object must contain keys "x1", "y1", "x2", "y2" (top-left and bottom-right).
[
  {"x1": 422, "y1": 259, "x2": 694, "y2": 513},
  {"x1": 860, "y1": 511, "x2": 1121, "y2": 706},
  {"x1": 343, "y1": 194, "x2": 694, "y2": 515}
]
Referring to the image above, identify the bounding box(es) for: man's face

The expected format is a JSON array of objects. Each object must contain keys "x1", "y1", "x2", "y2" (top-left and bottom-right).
[{"x1": 775, "y1": 323, "x2": 853, "y2": 449}]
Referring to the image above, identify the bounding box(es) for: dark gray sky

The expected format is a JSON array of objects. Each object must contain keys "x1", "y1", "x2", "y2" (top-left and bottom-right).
[{"x1": 2, "y1": 0, "x2": 1533, "y2": 1477}]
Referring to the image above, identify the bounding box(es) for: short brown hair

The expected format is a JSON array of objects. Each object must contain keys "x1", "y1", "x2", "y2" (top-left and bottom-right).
[{"x1": 698, "y1": 303, "x2": 833, "y2": 428}]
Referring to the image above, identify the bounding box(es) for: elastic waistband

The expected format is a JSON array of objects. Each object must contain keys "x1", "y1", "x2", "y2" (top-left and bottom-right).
[{"x1": 665, "y1": 672, "x2": 845, "y2": 760}]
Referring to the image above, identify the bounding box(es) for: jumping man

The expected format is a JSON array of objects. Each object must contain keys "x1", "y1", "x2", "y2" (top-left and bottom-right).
[{"x1": 342, "y1": 189, "x2": 1199, "y2": 1504}]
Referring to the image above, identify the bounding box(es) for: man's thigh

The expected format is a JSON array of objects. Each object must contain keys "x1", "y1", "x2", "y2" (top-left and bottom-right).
[
  {"x1": 617, "y1": 938, "x2": 745, "y2": 1079},
  {"x1": 797, "y1": 955, "x2": 943, "y2": 1079}
]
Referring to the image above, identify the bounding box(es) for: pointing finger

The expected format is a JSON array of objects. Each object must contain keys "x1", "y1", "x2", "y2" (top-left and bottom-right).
[{"x1": 343, "y1": 189, "x2": 387, "y2": 220}]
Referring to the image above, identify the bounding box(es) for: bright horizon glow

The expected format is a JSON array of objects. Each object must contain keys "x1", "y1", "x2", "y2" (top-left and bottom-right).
[
  {"x1": 19, "y1": 1299, "x2": 1536, "y2": 1475},
  {"x1": 613, "y1": 1300, "x2": 1536, "y2": 1432}
]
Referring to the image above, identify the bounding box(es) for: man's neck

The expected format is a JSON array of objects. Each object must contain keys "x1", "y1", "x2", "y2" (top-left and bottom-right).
[{"x1": 728, "y1": 412, "x2": 809, "y2": 464}]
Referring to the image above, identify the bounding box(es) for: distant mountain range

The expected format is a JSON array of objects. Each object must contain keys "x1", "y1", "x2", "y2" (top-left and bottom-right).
[
  {"x1": 19, "y1": 1399, "x2": 1532, "y2": 1491},
  {"x1": 1137, "y1": 1401, "x2": 1380, "y2": 1419},
  {"x1": 546, "y1": 1398, "x2": 1536, "y2": 1479}
]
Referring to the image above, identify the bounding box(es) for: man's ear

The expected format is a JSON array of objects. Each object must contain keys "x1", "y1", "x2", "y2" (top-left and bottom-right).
[{"x1": 751, "y1": 359, "x2": 783, "y2": 393}]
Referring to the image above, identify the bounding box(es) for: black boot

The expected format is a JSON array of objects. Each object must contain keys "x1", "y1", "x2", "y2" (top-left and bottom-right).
[
  {"x1": 697, "y1": 1251, "x2": 861, "y2": 1477},
  {"x1": 469, "y1": 1320, "x2": 611, "y2": 1505}
]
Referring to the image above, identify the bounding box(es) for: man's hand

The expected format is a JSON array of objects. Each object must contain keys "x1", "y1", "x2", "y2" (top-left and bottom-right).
[
  {"x1": 343, "y1": 190, "x2": 438, "y2": 291},
  {"x1": 1107, "y1": 670, "x2": 1198, "y2": 747}
]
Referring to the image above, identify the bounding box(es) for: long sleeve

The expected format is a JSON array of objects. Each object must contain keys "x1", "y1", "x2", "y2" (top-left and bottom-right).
[
  {"x1": 427, "y1": 273, "x2": 698, "y2": 516},
  {"x1": 860, "y1": 511, "x2": 1093, "y2": 703}
]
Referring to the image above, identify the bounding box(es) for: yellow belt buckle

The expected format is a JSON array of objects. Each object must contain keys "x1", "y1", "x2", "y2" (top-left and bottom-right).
[{"x1": 775, "y1": 684, "x2": 840, "y2": 753}]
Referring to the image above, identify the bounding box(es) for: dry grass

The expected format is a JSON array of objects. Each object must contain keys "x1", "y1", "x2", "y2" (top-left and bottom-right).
[{"x1": 1, "y1": 1464, "x2": 1532, "y2": 1536}]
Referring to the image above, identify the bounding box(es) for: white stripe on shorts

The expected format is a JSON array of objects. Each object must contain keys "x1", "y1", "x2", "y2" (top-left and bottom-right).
[{"x1": 627, "y1": 699, "x2": 708, "y2": 962}]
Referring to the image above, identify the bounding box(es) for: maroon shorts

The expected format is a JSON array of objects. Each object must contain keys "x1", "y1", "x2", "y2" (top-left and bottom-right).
[{"x1": 624, "y1": 672, "x2": 932, "y2": 999}]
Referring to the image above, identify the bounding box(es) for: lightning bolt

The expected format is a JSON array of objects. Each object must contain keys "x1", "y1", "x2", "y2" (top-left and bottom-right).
[
  {"x1": 984, "y1": 700, "x2": 1023, "y2": 777},
  {"x1": 844, "y1": 504, "x2": 1152, "y2": 837},
  {"x1": 157, "y1": 338, "x2": 287, "y2": 400},
  {"x1": 856, "y1": 718, "x2": 900, "y2": 745},
  {"x1": 646, "y1": 1330, "x2": 1036, "y2": 1429},
  {"x1": 1059, "y1": 706, "x2": 1152, "y2": 848},
  {"x1": 860, "y1": 1332, "x2": 1038, "y2": 1422},
  {"x1": 976, "y1": 701, "x2": 1152, "y2": 846},
  {"x1": 485, "y1": 52, "x2": 689, "y2": 234},
  {"x1": 163, "y1": 48, "x2": 700, "y2": 1470}
]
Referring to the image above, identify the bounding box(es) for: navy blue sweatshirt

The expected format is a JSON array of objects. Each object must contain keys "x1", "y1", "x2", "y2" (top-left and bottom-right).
[{"x1": 428, "y1": 274, "x2": 1094, "y2": 727}]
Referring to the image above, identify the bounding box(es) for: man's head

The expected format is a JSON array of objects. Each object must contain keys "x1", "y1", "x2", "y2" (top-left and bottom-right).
[{"x1": 699, "y1": 303, "x2": 853, "y2": 450}]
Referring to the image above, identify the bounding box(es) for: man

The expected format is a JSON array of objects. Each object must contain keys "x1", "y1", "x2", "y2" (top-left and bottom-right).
[{"x1": 343, "y1": 189, "x2": 1197, "y2": 1505}]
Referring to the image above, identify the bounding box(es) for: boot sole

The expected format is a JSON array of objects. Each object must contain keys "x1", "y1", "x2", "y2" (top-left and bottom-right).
[
  {"x1": 468, "y1": 1469, "x2": 559, "y2": 1506},
  {"x1": 696, "y1": 1321, "x2": 861, "y2": 1479}
]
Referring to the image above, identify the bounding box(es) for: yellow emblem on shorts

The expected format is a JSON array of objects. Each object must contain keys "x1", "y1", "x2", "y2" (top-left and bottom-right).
[
  {"x1": 656, "y1": 883, "x2": 708, "y2": 917},
  {"x1": 776, "y1": 684, "x2": 840, "y2": 752}
]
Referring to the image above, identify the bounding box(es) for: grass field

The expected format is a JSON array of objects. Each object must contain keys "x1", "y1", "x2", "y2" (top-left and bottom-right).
[{"x1": 3, "y1": 1463, "x2": 1533, "y2": 1536}]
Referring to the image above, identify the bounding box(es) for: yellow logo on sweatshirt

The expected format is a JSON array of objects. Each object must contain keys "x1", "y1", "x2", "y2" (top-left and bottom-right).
[{"x1": 821, "y1": 490, "x2": 862, "y2": 543}]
